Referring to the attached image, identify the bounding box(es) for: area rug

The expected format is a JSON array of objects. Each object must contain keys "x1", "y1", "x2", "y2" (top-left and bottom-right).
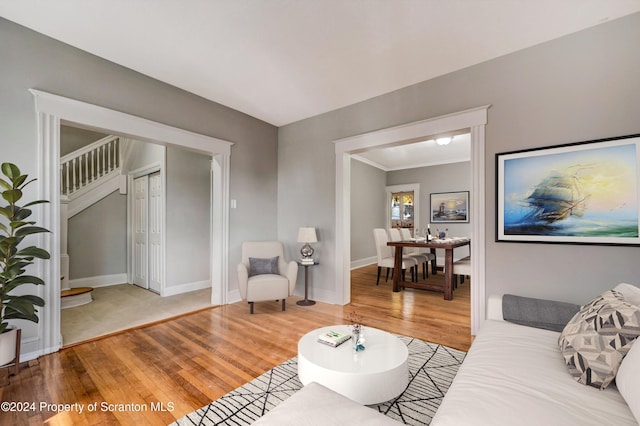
[{"x1": 173, "y1": 334, "x2": 466, "y2": 426}]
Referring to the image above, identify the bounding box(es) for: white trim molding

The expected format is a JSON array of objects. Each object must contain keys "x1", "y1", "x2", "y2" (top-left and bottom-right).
[
  {"x1": 163, "y1": 280, "x2": 212, "y2": 297},
  {"x1": 68, "y1": 273, "x2": 128, "y2": 289},
  {"x1": 334, "y1": 105, "x2": 489, "y2": 335},
  {"x1": 30, "y1": 89, "x2": 233, "y2": 358},
  {"x1": 350, "y1": 256, "x2": 377, "y2": 270}
]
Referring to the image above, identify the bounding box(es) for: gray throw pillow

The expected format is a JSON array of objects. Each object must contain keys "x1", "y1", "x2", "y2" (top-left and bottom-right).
[
  {"x1": 503, "y1": 294, "x2": 580, "y2": 332},
  {"x1": 249, "y1": 256, "x2": 279, "y2": 277}
]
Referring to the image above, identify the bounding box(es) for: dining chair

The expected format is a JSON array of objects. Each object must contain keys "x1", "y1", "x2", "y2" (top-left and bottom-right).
[
  {"x1": 372, "y1": 228, "x2": 416, "y2": 285},
  {"x1": 389, "y1": 228, "x2": 428, "y2": 280},
  {"x1": 452, "y1": 256, "x2": 471, "y2": 288},
  {"x1": 398, "y1": 228, "x2": 436, "y2": 279}
]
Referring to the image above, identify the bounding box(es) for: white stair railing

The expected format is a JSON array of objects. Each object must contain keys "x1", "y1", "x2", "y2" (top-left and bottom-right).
[{"x1": 60, "y1": 135, "x2": 120, "y2": 196}]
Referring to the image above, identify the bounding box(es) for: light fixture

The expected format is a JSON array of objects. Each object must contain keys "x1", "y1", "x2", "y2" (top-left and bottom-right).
[
  {"x1": 436, "y1": 136, "x2": 452, "y2": 146},
  {"x1": 297, "y1": 227, "x2": 318, "y2": 263}
]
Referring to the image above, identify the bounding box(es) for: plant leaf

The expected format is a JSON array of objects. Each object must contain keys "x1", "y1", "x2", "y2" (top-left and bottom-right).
[
  {"x1": 10, "y1": 221, "x2": 33, "y2": 230},
  {"x1": 3, "y1": 309, "x2": 39, "y2": 323},
  {"x1": 3, "y1": 298, "x2": 36, "y2": 318},
  {"x1": 11, "y1": 275, "x2": 45, "y2": 285},
  {"x1": 1, "y1": 163, "x2": 21, "y2": 180},
  {"x1": 13, "y1": 174, "x2": 27, "y2": 188},
  {"x1": 15, "y1": 226, "x2": 49, "y2": 238},
  {"x1": 0, "y1": 178, "x2": 11, "y2": 191},
  {"x1": 16, "y1": 246, "x2": 50, "y2": 259},
  {"x1": 14, "y1": 208, "x2": 32, "y2": 221},
  {"x1": 2, "y1": 188, "x2": 22, "y2": 203},
  {"x1": 8, "y1": 294, "x2": 45, "y2": 307},
  {"x1": 6, "y1": 275, "x2": 45, "y2": 287},
  {"x1": 23, "y1": 200, "x2": 49, "y2": 208}
]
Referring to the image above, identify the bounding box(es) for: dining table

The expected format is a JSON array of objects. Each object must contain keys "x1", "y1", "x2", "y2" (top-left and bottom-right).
[{"x1": 386, "y1": 237, "x2": 471, "y2": 300}]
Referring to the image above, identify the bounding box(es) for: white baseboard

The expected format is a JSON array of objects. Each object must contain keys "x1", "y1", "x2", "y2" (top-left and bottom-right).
[
  {"x1": 163, "y1": 280, "x2": 211, "y2": 297},
  {"x1": 68, "y1": 273, "x2": 128, "y2": 288},
  {"x1": 293, "y1": 285, "x2": 338, "y2": 304},
  {"x1": 350, "y1": 256, "x2": 376, "y2": 270},
  {"x1": 227, "y1": 288, "x2": 242, "y2": 304},
  {"x1": 22, "y1": 344, "x2": 59, "y2": 363}
]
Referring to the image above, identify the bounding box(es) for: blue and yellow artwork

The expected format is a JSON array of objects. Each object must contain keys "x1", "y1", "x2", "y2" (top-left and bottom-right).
[{"x1": 499, "y1": 137, "x2": 640, "y2": 244}]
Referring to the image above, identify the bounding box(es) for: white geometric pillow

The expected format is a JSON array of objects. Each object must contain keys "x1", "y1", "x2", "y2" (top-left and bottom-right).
[
  {"x1": 558, "y1": 290, "x2": 640, "y2": 389},
  {"x1": 613, "y1": 283, "x2": 640, "y2": 307},
  {"x1": 617, "y1": 340, "x2": 640, "y2": 423}
]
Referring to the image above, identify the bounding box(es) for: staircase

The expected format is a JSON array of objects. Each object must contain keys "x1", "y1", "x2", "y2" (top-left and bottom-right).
[
  {"x1": 60, "y1": 135, "x2": 126, "y2": 308},
  {"x1": 60, "y1": 135, "x2": 124, "y2": 217}
]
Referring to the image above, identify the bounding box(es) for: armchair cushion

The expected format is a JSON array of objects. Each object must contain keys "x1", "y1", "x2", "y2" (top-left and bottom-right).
[
  {"x1": 237, "y1": 242, "x2": 298, "y2": 304},
  {"x1": 249, "y1": 256, "x2": 280, "y2": 277}
]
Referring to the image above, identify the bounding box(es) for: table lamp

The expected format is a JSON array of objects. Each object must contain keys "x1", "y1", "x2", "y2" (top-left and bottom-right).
[{"x1": 297, "y1": 227, "x2": 317, "y2": 263}]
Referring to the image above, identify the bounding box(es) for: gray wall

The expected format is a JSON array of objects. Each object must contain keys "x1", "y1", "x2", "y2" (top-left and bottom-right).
[
  {"x1": 165, "y1": 146, "x2": 211, "y2": 287},
  {"x1": 67, "y1": 191, "x2": 127, "y2": 278},
  {"x1": 0, "y1": 17, "x2": 278, "y2": 352},
  {"x1": 350, "y1": 159, "x2": 387, "y2": 262},
  {"x1": 126, "y1": 140, "x2": 165, "y2": 172},
  {"x1": 60, "y1": 125, "x2": 108, "y2": 156},
  {"x1": 279, "y1": 13, "x2": 640, "y2": 305},
  {"x1": 0, "y1": 15, "x2": 278, "y2": 283}
]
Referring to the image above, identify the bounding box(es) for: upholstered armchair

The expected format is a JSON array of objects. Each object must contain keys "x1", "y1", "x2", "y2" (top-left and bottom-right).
[{"x1": 237, "y1": 241, "x2": 298, "y2": 313}]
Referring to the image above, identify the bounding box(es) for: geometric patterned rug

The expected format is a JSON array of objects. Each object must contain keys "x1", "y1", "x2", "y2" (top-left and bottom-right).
[{"x1": 173, "y1": 334, "x2": 466, "y2": 426}]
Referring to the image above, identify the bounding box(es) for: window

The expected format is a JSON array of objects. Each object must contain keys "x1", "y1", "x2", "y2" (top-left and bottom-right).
[{"x1": 390, "y1": 191, "x2": 414, "y2": 231}]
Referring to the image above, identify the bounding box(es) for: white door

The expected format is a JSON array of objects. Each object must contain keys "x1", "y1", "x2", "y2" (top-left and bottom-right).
[
  {"x1": 132, "y1": 172, "x2": 163, "y2": 293},
  {"x1": 133, "y1": 175, "x2": 148, "y2": 288},
  {"x1": 148, "y1": 172, "x2": 162, "y2": 293}
]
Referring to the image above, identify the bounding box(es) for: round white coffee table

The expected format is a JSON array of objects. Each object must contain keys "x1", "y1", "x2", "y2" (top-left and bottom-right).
[{"x1": 298, "y1": 325, "x2": 409, "y2": 405}]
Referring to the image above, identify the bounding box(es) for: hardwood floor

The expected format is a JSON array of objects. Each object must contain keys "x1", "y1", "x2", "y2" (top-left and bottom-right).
[{"x1": 0, "y1": 264, "x2": 471, "y2": 425}]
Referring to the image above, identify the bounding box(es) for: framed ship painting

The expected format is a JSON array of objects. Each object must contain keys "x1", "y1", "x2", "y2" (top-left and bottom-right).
[
  {"x1": 496, "y1": 134, "x2": 640, "y2": 245},
  {"x1": 430, "y1": 191, "x2": 469, "y2": 223}
]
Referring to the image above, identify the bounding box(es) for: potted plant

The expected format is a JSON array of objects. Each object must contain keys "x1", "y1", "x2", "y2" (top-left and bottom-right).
[{"x1": 0, "y1": 163, "x2": 49, "y2": 368}]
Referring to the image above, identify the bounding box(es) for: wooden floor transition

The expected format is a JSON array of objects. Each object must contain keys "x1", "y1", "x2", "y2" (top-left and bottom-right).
[{"x1": 0, "y1": 264, "x2": 471, "y2": 425}]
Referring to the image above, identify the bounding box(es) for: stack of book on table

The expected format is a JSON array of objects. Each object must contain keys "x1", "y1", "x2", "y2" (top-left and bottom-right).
[{"x1": 317, "y1": 330, "x2": 351, "y2": 347}]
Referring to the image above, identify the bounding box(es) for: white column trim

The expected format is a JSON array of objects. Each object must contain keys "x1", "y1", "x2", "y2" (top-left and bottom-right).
[
  {"x1": 30, "y1": 89, "x2": 233, "y2": 358},
  {"x1": 334, "y1": 105, "x2": 489, "y2": 335}
]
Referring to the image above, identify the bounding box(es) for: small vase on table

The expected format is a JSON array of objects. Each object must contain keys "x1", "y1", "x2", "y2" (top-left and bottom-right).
[{"x1": 347, "y1": 310, "x2": 365, "y2": 352}]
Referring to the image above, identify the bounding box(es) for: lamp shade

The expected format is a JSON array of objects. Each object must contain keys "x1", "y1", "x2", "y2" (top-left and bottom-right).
[{"x1": 297, "y1": 227, "x2": 318, "y2": 243}]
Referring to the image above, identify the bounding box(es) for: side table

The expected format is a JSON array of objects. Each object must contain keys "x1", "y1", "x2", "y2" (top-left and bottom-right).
[{"x1": 296, "y1": 261, "x2": 318, "y2": 306}]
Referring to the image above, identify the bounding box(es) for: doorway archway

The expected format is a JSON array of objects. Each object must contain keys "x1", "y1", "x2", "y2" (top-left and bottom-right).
[
  {"x1": 334, "y1": 106, "x2": 489, "y2": 334},
  {"x1": 31, "y1": 90, "x2": 232, "y2": 358}
]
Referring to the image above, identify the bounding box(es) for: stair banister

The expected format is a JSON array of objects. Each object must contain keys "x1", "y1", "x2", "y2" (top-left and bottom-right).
[{"x1": 60, "y1": 135, "x2": 120, "y2": 196}]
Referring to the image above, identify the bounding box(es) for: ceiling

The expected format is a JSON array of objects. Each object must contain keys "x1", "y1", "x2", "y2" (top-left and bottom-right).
[
  {"x1": 353, "y1": 133, "x2": 470, "y2": 171},
  {"x1": 2, "y1": 1, "x2": 639, "y2": 129},
  {"x1": 2, "y1": 2, "x2": 638, "y2": 169}
]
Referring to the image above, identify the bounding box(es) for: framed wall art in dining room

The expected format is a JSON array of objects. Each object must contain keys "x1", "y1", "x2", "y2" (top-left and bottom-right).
[
  {"x1": 430, "y1": 191, "x2": 469, "y2": 223},
  {"x1": 496, "y1": 134, "x2": 640, "y2": 245}
]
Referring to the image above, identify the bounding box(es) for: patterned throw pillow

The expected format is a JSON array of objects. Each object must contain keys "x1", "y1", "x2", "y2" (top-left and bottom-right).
[
  {"x1": 248, "y1": 256, "x2": 280, "y2": 277},
  {"x1": 558, "y1": 290, "x2": 640, "y2": 389}
]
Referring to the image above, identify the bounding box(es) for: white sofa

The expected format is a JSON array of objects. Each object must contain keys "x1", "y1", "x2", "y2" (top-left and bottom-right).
[
  {"x1": 431, "y1": 284, "x2": 640, "y2": 426},
  {"x1": 252, "y1": 285, "x2": 640, "y2": 425}
]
